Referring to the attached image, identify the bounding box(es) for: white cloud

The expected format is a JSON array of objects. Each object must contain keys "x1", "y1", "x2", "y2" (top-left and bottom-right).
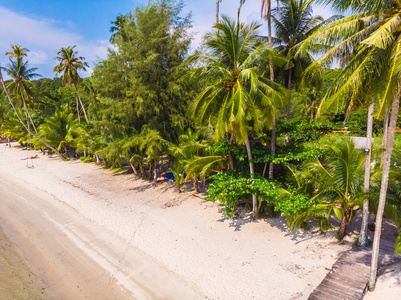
[
  {"x1": 185, "y1": 0, "x2": 338, "y2": 49},
  {"x1": 29, "y1": 50, "x2": 48, "y2": 64},
  {"x1": 0, "y1": 7, "x2": 109, "y2": 78},
  {"x1": 0, "y1": 2, "x2": 339, "y2": 78}
]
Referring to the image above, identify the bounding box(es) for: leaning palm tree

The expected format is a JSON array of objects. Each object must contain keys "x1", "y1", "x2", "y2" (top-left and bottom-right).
[
  {"x1": 289, "y1": 137, "x2": 365, "y2": 240},
  {"x1": 0, "y1": 68, "x2": 62, "y2": 157},
  {"x1": 2, "y1": 57, "x2": 41, "y2": 134},
  {"x1": 296, "y1": 0, "x2": 401, "y2": 289},
  {"x1": 368, "y1": 154, "x2": 401, "y2": 256},
  {"x1": 190, "y1": 16, "x2": 287, "y2": 219},
  {"x1": 53, "y1": 46, "x2": 89, "y2": 123}
]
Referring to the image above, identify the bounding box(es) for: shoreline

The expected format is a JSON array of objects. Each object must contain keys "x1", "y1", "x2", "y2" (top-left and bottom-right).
[
  {"x1": 0, "y1": 224, "x2": 51, "y2": 300},
  {"x1": 0, "y1": 142, "x2": 399, "y2": 299}
]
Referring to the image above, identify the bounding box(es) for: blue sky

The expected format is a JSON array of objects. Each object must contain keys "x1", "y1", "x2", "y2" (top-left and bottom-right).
[{"x1": 0, "y1": 0, "x2": 336, "y2": 78}]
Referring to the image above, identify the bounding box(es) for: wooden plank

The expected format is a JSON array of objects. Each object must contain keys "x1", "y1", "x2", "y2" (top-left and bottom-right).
[{"x1": 308, "y1": 221, "x2": 399, "y2": 300}]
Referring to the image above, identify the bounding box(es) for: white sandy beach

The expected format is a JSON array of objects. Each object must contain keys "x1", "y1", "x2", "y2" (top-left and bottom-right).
[{"x1": 0, "y1": 142, "x2": 399, "y2": 299}]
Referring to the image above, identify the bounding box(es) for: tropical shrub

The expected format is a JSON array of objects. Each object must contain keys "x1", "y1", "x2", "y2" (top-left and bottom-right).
[{"x1": 287, "y1": 137, "x2": 365, "y2": 240}]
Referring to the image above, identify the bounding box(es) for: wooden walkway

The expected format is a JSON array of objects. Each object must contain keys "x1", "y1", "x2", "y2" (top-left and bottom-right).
[{"x1": 309, "y1": 220, "x2": 400, "y2": 300}]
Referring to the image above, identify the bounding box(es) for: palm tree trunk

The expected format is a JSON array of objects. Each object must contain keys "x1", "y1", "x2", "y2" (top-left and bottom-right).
[
  {"x1": 74, "y1": 84, "x2": 88, "y2": 123},
  {"x1": 140, "y1": 164, "x2": 146, "y2": 177},
  {"x1": 153, "y1": 158, "x2": 158, "y2": 185},
  {"x1": 76, "y1": 94, "x2": 81, "y2": 123},
  {"x1": 266, "y1": 0, "x2": 276, "y2": 179},
  {"x1": 359, "y1": 104, "x2": 373, "y2": 247},
  {"x1": 0, "y1": 70, "x2": 62, "y2": 158},
  {"x1": 343, "y1": 96, "x2": 354, "y2": 126},
  {"x1": 194, "y1": 177, "x2": 200, "y2": 193},
  {"x1": 368, "y1": 85, "x2": 401, "y2": 291},
  {"x1": 216, "y1": 1, "x2": 220, "y2": 24},
  {"x1": 129, "y1": 161, "x2": 139, "y2": 175},
  {"x1": 229, "y1": 151, "x2": 235, "y2": 170},
  {"x1": 381, "y1": 107, "x2": 389, "y2": 166},
  {"x1": 286, "y1": 68, "x2": 292, "y2": 124},
  {"x1": 245, "y1": 134, "x2": 258, "y2": 219},
  {"x1": 20, "y1": 92, "x2": 38, "y2": 135},
  {"x1": 335, "y1": 208, "x2": 350, "y2": 240},
  {"x1": 269, "y1": 117, "x2": 276, "y2": 179}
]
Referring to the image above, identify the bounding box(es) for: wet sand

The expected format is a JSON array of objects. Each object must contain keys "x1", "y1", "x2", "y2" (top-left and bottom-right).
[{"x1": 0, "y1": 225, "x2": 51, "y2": 300}]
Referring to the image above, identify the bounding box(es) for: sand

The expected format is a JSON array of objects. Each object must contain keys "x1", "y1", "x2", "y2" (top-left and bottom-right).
[{"x1": 0, "y1": 142, "x2": 399, "y2": 299}]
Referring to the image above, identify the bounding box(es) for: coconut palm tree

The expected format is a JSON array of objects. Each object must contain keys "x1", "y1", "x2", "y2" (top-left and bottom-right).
[
  {"x1": 296, "y1": 0, "x2": 401, "y2": 289},
  {"x1": 261, "y1": 0, "x2": 279, "y2": 179},
  {"x1": 190, "y1": 16, "x2": 287, "y2": 219},
  {"x1": 368, "y1": 153, "x2": 401, "y2": 255},
  {"x1": 289, "y1": 137, "x2": 365, "y2": 240},
  {"x1": 167, "y1": 128, "x2": 212, "y2": 193},
  {"x1": 53, "y1": 46, "x2": 89, "y2": 123},
  {"x1": 2, "y1": 57, "x2": 41, "y2": 134},
  {"x1": 35, "y1": 106, "x2": 84, "y2": 157},
  {"x1": 5, "y1": 44, "x2": 29, "y2": 58},
  {"x1": 110, "y1": 14, "x2": 132, "y2": 43},
  {"x1": 0, "y1": 68, "x2": 62, "y2": 157},
  {"x1": 272, "y1": 0, "x2": 338, "y2": 123}
]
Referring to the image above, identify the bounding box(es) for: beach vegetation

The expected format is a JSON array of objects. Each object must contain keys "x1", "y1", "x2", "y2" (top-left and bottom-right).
[{"x1": 1, "y1": 1, "x2": 401, "y2": 284}]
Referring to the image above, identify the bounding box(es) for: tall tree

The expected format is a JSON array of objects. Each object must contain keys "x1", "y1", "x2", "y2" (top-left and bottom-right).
[
  {"x1": 261, "y1": 0, "x2": 278, "y2": 179},
  {"x1": 0, "y1": 69, "x2": 62, "y2": 157},
  {"x1": 93, "y1": 0, "x2": 194, "y2": 144},
  {"x1": 110, "y1": 14, "x2": 133, "y2": 43},
  {"x1": 297, "y1": 0, "x2": 401, "y2": 289},
  {"x1": 2, "y1": 54, "x2": 41, "y2": 135},
  {"x1": 53, "y1": 46, "x2": 89, "y2": 123},
  {"x1": 272, "y1": 0, "x2": 337, "y2": 123},
  {"x1": 359, "y1": 104, "x2": 373, "y2": 246},
  {"x1": 190, "y1": 16, "x2": 286, "y2": 219}
]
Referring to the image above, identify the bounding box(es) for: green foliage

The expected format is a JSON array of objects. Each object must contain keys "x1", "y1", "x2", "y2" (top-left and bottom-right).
[
  {"x1": 190, "y1": 16, "x2": 287, "y2": 145},
  {"x1": 167, "y1": 161, "x2": 185, "y2": 193},
  {"x1": 80, "y1": 156, "x2": 95, "y2": 163},
  {"x1": 317, "y1": 217, "x2": 335, "y2": 232},
  {"x1": 252, "y1": 148, "x2": 326, "y2": 164},
  {"x1": 206, "y1": 170, "x2": 312, "y2": 218},
  {"x1": 287, "y1": 137, "x2": 365, "y2": 238},
  {"x1": 396, "y1": 231, "x2": 401, "y2": 256},
  {"x1": 206, "y1": 171, "x2": 279, "y2": 217},
  {"x1": 92, "y1": 0, "x2": 194, "y2": 142},
  {"x1": 300, "y1": 222, "x2": 310, "y2": 231},
  {"x1": 34, "y1": 106, "x2": 84, "y2": 155},
  {"x1": 273, "y1": 189, "x2": 312, "y2": 217}
]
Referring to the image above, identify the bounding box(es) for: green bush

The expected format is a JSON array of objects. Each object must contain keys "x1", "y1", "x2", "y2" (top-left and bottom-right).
[
  {"x1": 80, "y1": 156, "x2": 95, "y2": 163},
  {"x1": 206, "y1": 171, "x2": 311, "y2": 218}
]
